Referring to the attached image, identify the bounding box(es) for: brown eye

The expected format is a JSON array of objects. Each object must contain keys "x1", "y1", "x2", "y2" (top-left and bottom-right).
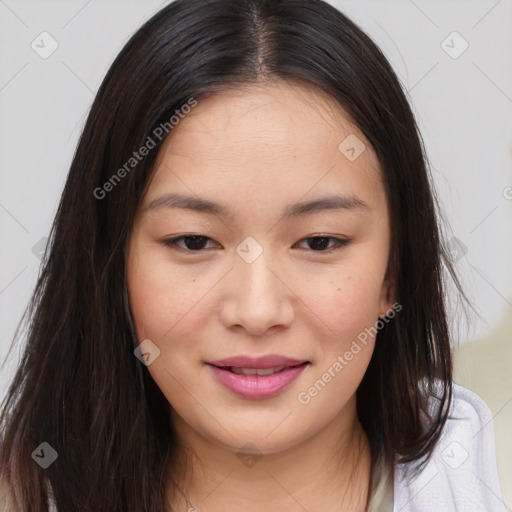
[
  {"x1": 163, "y1": 235, "x2": 218, "y2": 251},
  {"x1": 296, "y1": 236, "x2": 351, "y2": 252}
]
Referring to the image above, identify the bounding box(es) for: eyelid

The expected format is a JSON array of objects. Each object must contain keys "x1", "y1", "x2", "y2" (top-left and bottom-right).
[{"x1": 161, "y1": 234, "x2": 351, "y2": 253}]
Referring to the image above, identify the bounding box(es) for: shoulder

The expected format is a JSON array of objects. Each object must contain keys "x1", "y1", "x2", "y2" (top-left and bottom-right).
[
  {"x1": 447, "y1": 380, "x2": 497, "y2": 430},
  {"x1": 393, "y1": 382, "x2": 507, "y2": 512}
]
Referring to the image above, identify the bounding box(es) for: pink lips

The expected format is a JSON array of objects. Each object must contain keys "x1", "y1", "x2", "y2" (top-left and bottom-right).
[{"x1": 206, "y1": 355, "x2": 309, "y2": 399}]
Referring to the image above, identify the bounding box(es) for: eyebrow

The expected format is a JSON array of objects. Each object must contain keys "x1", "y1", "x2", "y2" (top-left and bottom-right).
[{"x1": 143, "y1": 192, "x2": 370, "y2": 220}]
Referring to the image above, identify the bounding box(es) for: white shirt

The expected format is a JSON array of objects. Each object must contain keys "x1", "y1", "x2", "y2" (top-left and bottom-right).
[{"x1": 387, "y1": 382, "x2": 507, "y2": 511}]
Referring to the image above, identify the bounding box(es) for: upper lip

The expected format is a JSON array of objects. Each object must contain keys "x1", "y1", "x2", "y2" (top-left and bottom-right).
[{"x1": 207, "y1": 355, "x2": 309, "y2": 369}]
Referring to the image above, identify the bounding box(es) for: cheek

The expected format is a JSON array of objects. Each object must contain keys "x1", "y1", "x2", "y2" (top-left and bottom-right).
[
  {"x1": 127, "y1": 250, "x2": 206, "y2": 405},
  {"x1": 127, "y1": 242, "x2": 217, "y2": 396},
  {"x1": 127, "y1": 243, "x2": 200, "y2": 341},
  {"x1": 301, "y1": 271, "x2": 384, "y2": 343},
  {"x1": 296, "y1": 276, "x2": 380, "y2": 412},
  {"x1": 127, "y1": 258, "x2": 170, "y2": 341}
]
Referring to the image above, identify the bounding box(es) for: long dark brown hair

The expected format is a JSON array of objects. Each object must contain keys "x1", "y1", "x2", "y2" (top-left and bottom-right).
[{"x1": 0, "y1": 0, "x2": 471, "y2": 510}]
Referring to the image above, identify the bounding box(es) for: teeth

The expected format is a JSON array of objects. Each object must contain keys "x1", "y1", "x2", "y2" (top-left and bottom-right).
[{"x1": 230, "y1": 366, "x2": 285, "y2": 376}]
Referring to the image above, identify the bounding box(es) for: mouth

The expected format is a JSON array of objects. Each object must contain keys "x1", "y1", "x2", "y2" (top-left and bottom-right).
[
  {"x1": 205, "y1": 357, "x2": 310, "y2": 399},
  {"x1": 206, "y1": 354, "x2": 309, "y2": 369},
  {"x1": 208, "y1": 361, "x2": 309, "y2": 376}
]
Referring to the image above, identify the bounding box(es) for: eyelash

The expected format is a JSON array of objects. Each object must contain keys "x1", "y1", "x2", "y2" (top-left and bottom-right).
[{"x1": 161, "y1": 234, "x2": 351, "y2": 254}]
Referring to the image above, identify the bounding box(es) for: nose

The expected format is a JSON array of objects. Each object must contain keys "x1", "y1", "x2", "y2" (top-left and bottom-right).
[{"x1": 219, "y1": 247, "x2": 294, "y2": 337}]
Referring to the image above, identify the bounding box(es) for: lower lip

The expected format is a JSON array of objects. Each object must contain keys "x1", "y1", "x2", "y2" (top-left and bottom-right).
[{"x1": 207, "y1": 363, "x2": 309, "y2": 399}]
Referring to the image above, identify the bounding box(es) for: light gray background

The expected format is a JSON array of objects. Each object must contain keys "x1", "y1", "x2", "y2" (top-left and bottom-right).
[{"x1": 1, "y1": 0, "x2": 511, "y2": 435}]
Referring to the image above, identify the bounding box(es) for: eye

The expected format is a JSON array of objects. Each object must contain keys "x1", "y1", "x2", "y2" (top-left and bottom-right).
[
  {"x1": 162, "y1": 235, "x2": 219, "y2": 252},
  {"x1": 295, "y1": 235, "x2": 351, "y2": 252},
  {"x1": 161, "y1": 234, "x2": 351, "y2": 253}
]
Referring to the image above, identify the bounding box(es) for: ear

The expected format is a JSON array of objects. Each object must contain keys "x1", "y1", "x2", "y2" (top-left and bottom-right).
[{"x1": 378, "y1": 267, "x2": 395, "y2": 317}]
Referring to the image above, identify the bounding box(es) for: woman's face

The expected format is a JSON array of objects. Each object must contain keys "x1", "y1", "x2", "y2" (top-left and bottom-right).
[{"x1": 127, "y1": 81, "x2": 394, "y2": 456}]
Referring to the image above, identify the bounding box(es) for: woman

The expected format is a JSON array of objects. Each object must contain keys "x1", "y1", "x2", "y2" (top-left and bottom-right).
[{"x1": 0, "y1": 0, "x2": 506, "y2": 510}]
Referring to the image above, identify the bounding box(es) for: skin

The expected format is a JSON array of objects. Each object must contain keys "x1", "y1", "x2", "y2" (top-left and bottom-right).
[{"x1": 126, "y1": 80, "x2": 395, "y2": 512}]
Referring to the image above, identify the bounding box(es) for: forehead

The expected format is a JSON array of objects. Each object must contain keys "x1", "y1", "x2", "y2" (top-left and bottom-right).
[{"x1": 145, "y1": 81, "x2": 385, "y2": 213}]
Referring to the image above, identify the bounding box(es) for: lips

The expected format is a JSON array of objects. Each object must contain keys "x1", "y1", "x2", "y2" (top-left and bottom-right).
[{"x1": 206, "y1": 355, "x2": 310, "y2": 399}]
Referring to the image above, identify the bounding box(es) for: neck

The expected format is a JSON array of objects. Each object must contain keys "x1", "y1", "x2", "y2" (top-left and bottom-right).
[{"x1": 166, "y1": 398, "x2": 373, "y2": 512}]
